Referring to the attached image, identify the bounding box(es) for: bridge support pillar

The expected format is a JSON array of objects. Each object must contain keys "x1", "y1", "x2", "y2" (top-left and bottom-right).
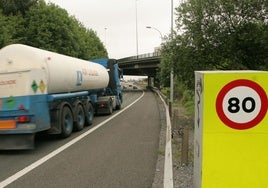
[
  {"x1": 154, "y1": 77, "x2": 160, "y2": 88},
  {"x1": 148, "y1": 76, "x2": 153, "y2": 87},
  {"x1": 148, "y1": 76, "x2": 159, "y2": 88}
]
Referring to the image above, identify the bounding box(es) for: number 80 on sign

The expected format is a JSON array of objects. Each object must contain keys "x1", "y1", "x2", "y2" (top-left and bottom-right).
[{"x1": 216, "y1": 79, "x2": 268, "y2": 130}]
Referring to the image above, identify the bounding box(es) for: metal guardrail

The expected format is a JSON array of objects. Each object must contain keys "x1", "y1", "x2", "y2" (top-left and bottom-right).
[{"x1": 118, "y1": 52, "x2": 161, "y2": 62}]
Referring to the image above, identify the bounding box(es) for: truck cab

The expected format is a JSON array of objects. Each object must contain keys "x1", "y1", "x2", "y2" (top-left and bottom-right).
[{"x1": 90, "y1": 58, "x2": 123, "y2": 114}]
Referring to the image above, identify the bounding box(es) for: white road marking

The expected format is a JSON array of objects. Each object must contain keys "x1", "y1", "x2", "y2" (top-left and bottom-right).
[{"x1": 0, "y1": 92, "x2": 144, "y2": 188}]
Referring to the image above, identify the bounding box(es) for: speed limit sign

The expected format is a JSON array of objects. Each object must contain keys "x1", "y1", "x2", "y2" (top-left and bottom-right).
[
  {"x1": 216, "y1": 79, "x2": 268, "y2": 130},
  {"x1": 194, "y1": 71, "x2": 268, "y2": 188}
]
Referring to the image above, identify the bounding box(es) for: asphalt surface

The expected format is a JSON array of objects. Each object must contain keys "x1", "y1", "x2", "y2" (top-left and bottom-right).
[{"x1": 0, "y1": 90, "x2": 162, "y2": 188}]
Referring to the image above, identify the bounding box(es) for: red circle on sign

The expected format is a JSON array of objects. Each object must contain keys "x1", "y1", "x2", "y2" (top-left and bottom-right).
[{"x1": 216, "y1": 79, "x2": 268, "y2": 130}]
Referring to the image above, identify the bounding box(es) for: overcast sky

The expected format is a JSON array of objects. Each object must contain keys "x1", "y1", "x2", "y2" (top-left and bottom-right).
[{"x1": 45, "y1": 0, "x2": 180, "y2": 59}]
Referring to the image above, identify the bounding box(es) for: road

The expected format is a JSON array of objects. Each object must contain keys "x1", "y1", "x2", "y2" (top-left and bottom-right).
[{"x1": 0, "y1": 90, "x2": 162, "y2": 188}]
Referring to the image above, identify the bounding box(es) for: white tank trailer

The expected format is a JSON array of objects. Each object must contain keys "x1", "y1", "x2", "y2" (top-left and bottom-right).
[{"x1": 0, "y1": 44, "x2": 123, "y2": 149}]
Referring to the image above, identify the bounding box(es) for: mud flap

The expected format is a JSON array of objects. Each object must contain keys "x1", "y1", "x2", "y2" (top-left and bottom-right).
[{"x1": 0, "y1": 134, "x2": 35, "y2": 150}]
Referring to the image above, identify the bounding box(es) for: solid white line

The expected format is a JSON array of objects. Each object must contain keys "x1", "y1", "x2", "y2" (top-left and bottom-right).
[
  {"x1": 155, "y1": 90, "x2": 174, "y2": 188},
  {"x1": 0, "y1": 91, "x2": 145, "y2": 188}
]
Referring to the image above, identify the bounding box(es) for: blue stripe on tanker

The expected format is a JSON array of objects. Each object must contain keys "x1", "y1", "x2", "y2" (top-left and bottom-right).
[{"x1": 0, "y1": 94, "x2": 50, "y2": 134}]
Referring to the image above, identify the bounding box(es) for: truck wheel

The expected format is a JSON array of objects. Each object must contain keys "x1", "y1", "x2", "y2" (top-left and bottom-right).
[
  {"x1": 85, "y1": 102, "x2": 94, "y2": 125},
  {"x1": 116, "y1": 103, "x2": 121, "y2": 110},
  {"x1": 61, "y1": 105, "x2": 73, "y2": 138},
  {"x1": 74, "y1": 104, "x2": 85, "y2": 131}
]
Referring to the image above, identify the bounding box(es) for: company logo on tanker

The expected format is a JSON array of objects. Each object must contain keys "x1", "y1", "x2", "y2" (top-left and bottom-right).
[
  {"x1": 76, "y1": 71, "x2": 82, "y2": 86},
  {"x1": 0, "y1": 79, "x2": 16, "y2": 86},
  {"x1": 82, "y1": 68, "x2": 99, "y2": 76},
  {"x1": 76, "y1": 69, "x2": 99, "y2": 86}
]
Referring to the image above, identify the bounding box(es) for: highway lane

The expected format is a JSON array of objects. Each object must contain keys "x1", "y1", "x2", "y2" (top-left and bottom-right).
[
  {"x1": 0, "y1": 90, "x2": 162, "y2": 188},
  {"x1": 0, "y1": 92, "x2": 142, "y2": 181}
]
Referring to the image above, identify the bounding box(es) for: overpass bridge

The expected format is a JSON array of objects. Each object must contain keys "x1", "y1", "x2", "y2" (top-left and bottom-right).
[{"x1": 117, "y1": 52, "x2": 161, "y2": 86}]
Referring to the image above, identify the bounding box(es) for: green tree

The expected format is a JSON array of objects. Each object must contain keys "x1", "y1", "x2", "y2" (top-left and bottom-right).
[
  {"x1": 0, "y1": 0, "x2": 38, "y2": 16},
  {"x1": 0, "y1": 11, "x2": 25, "y2": 46},
  {"x1": 161, "y1": 0, "x2": 268, "y2": 91},
  {"x1": 0, "y1": 0, "x2": 107, "y2": 60},
  {"x1": 22, "y1": 1, "x2": 107, "y2": 59}
]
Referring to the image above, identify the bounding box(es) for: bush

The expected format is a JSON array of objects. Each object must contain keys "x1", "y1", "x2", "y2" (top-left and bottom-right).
[{"x1": 181, "y1": 89, "x2": 194, "y2": 116}]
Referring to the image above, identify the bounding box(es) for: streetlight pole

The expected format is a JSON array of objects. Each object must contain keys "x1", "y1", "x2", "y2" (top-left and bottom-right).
[
  {"x1": 170, "y1": 0, "x2": 174, "y2": 103},
  {"x1": 104, "y1": 27, "x2": 107, "y2": 47},
  {"x1": 135, "y1": 0, "x2": 139, "y2": 58},
  {"x1": 146, "y1": 26, "x2": 163, "y2": 39},
  {"x1": 146, "y1": 26, "x2": 163, "y2": 88}
]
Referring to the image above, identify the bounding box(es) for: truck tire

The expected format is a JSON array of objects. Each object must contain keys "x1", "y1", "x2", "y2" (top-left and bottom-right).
[
  {"x1": 60, "y1": 105, "x2": 73, "y2": 138},
  {"x1": 74, "y1": 104, "x2": 85, "y2": 131},
  {"x1": 116, "y1": 103, "x2": 121, "y2": 110},
  {"x1": 85, "y1": 102, "x2": 94, "y2": 125}
]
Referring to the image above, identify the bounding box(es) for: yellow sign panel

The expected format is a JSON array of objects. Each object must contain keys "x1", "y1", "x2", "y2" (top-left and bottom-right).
[{"x1": 194, "y1": 71, "x2": 268, "y2": 188}]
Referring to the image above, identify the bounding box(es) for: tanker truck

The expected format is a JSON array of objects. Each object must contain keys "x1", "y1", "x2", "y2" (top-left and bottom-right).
[{"x1": 0, "y1": 44, "x2": 123, "y2": 149}]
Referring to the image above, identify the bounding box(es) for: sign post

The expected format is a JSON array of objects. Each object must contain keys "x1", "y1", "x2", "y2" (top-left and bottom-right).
[{"x1": 194, "y1": 71, "x2": 268, "y2": 188}]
